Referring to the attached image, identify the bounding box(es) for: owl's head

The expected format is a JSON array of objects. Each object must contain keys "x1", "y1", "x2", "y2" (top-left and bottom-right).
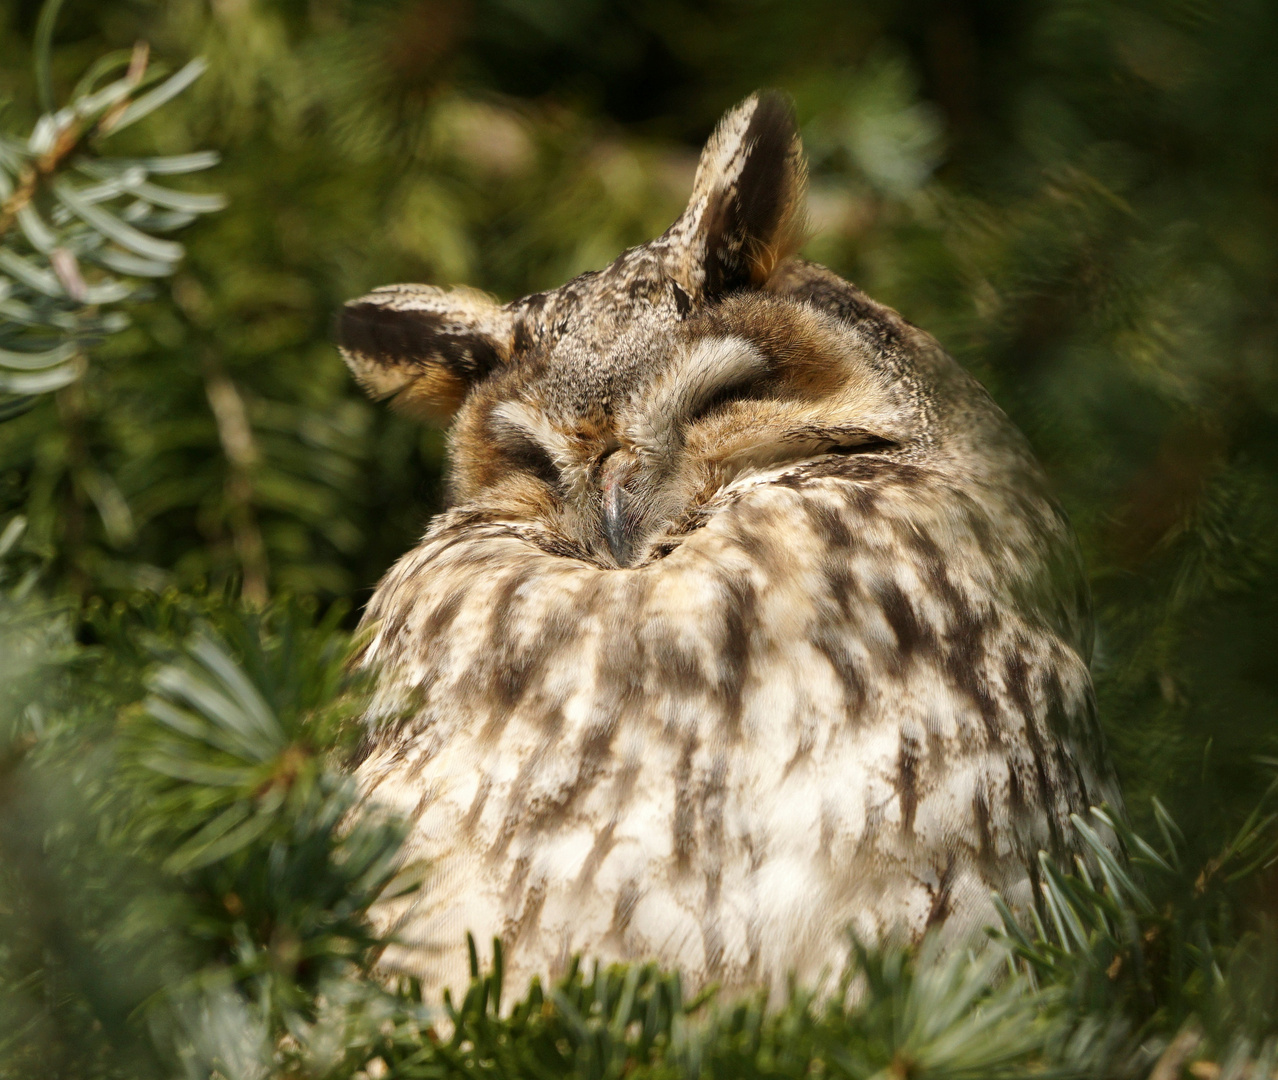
[{"x1": 339, "y1": 93, "x2": 1034, "y2": 569}]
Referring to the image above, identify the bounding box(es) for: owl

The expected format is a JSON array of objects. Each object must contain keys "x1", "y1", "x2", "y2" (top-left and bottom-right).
[{"x1": 337, "y1": 92, "x2": 1122, "y2": 1002}]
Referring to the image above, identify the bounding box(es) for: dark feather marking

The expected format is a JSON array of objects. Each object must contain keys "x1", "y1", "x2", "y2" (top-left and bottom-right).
[
  {"x1": 650, "y1": 637, "x2": 708, "y2": 699},
  {"x1": 799, "y1": 457, "x2": 926, "y2": 489},
  {"x1": 825, "y1": 561, "x2": 857, "y2": 620},
  {"x1": 924, "y1": 715, "x2": 948, "y2": 773},
  {"x1": 1070, "y1": 756, "x2": 1092, "y2": 809},
  {"x1": 716, "y1": 576, "x2": 757, "y2": 737},
  {"x1": 1052, "y1": 738, "x2": 1081, "y2": 809},
  {"x1": 348, "y1": 731, "x2": 376, "y2": 769},
  {"x1": 1002, "y1": 649, "x2": 1034, "y2": 720},
  {"x1": 673, "y1": 733, "x2": 700, "y2": 871},
  {"x1": 963, "y1": 498, "x2": 998, "y2": 557},
  {"x1": 746, "y1": 920, "x2": 762, "y2": 979},
  {"x1": 503, "y1": 854, "x2": 531, "y2": 912},
  {"x1": 609, "y1": 880, "x2": 641, "y2": 941},
  {"x1": 477, "y1": 572, "x2": 579, "y2": 741},
  {"x1": 1042, "y1": 667, "x2": 1070, "y2": 737},
  {"x1": 515, "y1": 290, "x2": 549, "y2": 317},
  {"x1": 812, "y1": 627, "x2": 866, "y2": 718},
  {"x1": 522, "y1": 721, "x2": 617, "y2": 832},
  {"x1": 1044, "y1": 670, "x2": 1088, "y2": 809},
  {"x1": 368, "y1": 585, "x2": 462, "y2": 685},
  {"x1": 1021, "y1": 706, "x2": 1063, "y2": 852},
  {"x1": 877, "y1": 581, "x2": 934, "y2": 671},
  {"x1": 410, "y1": 781, "x2": 439, "y2": 824},
  {"x1": 703, "y1": 753, "x2": 728, "y2": 865},
  {"x1": 841, "y1": 481, "x2": 880, "y2": 519},
  {"x1": 819, "y1": 805, "x2": 835, "y2": 862},
  {"x1": 728, "y1": 523, "x2": 781, "y2": 577},
  {"x1": 897, "y1": 733, "x2": 921, "y2": 836},
  {"x1": 803, "y1": 499, "x2": 852, "y2": 549},
  {"x1": 573, "y1": 758, "x2": 641, "y2": 893},
  {"x1": 528, "y1": 530, "x2": 596, "y2": 562},
  {"x1": 745, "y1": 830, "x2": 766, "y2": 874},
  {"x1": 1006, "y1": 755, "x2": 1028, "y2": 819},
  {"x1": 672, "y1": 281, "x2": 692, "y2": 318},
  {"x1": 506, "y1": 878, "x2": 547, "y2": 948},
  {"x1": 424, "y1": 586, "x2": 467, "y2": 638},
  {"x1": 487, "y1": 705, "x2": 566, "y2": 859},
  {"x1": 595, "y1": 576, "x2": 652, "y2": 723},
  {"x1": 940, "y1": 598, "x2": 1001, "y2": 743},
  {"x1": 573, "y1": 819, "x2": 618, "y2": 894},
  {"x1": 702, "y1": 920, "x2": 726, "y2": 979},
  {"x1": 901, "y1": 521, "x2": 944, "y2": 562},
  {"x1": 479, "y1": 567, "x2": 535, "y2": 713},
  {"x1": 700, "y1": 754, "x2": 729, "y2": 978},
  {"x1": 626, "y1": 276, "x2": 666, "y2": 304},
  {"x1": 462, "y1": 776, "x2": 492, "y2": 833},
  {"x1": 972, "y1": 787, "x2": 996, "y2": 870},
  {"x1": 924, "y1": 856, "x2": 956, "y2": 928},
  {"x1": 906, "y1": 525, "x2": 969, "y2": 617},
  {"x1": 340, "y1": 302, "x2": 501, "y2": 380},
  {"x1": 512, "y1": 319, "x2": 533, "y2": 354},
  {"x1": 782, "y1": 722, "x2": 816, "y2": 777},
  {"x1": 371, "y1": 588, "x2": 466, "y2": 706}
]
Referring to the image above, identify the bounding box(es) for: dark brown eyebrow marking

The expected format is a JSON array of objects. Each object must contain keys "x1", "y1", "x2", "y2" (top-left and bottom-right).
[
  {"x1": 488, "y1": 419, "x2": 561, "y2": 487},
  {"x1": 684, "y1": 371, "x2": 774, "y2": 423}
]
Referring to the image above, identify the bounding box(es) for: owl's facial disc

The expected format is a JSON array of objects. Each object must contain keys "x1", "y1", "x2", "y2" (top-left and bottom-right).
[{"x1": 456, "y1": 295, "x2": 909, "y2": 569}]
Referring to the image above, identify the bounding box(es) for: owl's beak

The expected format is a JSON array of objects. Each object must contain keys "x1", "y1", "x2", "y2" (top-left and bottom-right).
[{"x1": 600, "y1": 451, "x2": 639, "y2": 567}]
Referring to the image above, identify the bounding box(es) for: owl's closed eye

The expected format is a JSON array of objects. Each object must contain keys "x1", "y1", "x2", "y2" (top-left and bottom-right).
[{"x1": 337, "y1": 91, "x2": 1121, "y2": 1003}]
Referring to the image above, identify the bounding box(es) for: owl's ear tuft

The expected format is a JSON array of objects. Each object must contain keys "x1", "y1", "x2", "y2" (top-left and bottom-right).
[
  {"x1": 337, "y1": 285, "x2": 515, "y2": 421},
  {"x1": 678, "y1": 91, "x2": 808, "y2": 301}
]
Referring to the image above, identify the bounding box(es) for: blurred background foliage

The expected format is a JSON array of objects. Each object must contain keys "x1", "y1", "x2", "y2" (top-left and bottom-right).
[{"x1": 0, "y1": 0, "x2": 1276, "y2": 1075}]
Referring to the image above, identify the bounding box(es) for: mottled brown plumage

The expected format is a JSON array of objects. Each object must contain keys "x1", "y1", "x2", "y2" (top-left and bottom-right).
[{"x1": 337, "y1": 92, "x2": 1121, "y2": 1002}]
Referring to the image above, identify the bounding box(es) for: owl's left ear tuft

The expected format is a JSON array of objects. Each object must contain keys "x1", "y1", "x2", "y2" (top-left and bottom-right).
[
  {"x1": 677, "y1": 91, "x2": 808, "y2": 301},
  {"x1": 337, "y1": 285, "x2": 515, "y2": 422}
]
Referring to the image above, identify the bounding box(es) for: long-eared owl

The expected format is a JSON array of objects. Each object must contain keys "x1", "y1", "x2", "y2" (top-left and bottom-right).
[{"x1": 337, "y1": 92, "x2": 1121, "y2": 1001}]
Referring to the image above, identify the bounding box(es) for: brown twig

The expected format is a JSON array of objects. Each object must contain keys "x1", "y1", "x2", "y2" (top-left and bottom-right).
[
  {"x1": 98, "y1": 40, "x2": 150, "y2": 135},
  {"x1": 1149, "y1": 1023, "x2": 1203, "y2": 1080},
  {"x1": 203, "y1": 361, "x2": 270, "y2": 606},
  {"x1": 0, "y1": 121, "x2": 78, "y2": 241}
]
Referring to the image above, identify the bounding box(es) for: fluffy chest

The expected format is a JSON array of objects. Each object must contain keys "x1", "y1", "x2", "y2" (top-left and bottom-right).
[{"x1": 355, "y1": 466, "x2": 1116, "y2": 995}]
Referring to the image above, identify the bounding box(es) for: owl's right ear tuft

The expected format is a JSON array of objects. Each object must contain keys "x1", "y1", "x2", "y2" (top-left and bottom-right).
[
  {"x1": 676, "y1": 91, "x2": 808, "y2": 302},
  {"x1": 337, "y1": 285, "x2": 515, "y2": 421}
]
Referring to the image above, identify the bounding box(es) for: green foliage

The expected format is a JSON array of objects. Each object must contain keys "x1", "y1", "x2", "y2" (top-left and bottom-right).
[
  {"x1": 994, "y1": 801, "x2": 1278, "y2": 1066},
  {"x1": 118, "y1": 601, "x2": 417, "y2": 1017},
  {"x1": 0, "y1": 586, "x2": 421, "y2": 1079},
  {"x1": 385, "y1": 936, "x2": 1063, "y2": 1080},
  {"x1": 0, "y1": 11, "x2": 222, "y2": 420},
  {"x1": 1, "y1": 0, "x2": 1277, "y2": 1077}
]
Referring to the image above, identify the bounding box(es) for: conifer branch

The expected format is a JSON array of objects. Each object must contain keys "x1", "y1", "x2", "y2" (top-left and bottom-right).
[{"x1": 0, "y1": 0, "x2": 222, "y2": 421}]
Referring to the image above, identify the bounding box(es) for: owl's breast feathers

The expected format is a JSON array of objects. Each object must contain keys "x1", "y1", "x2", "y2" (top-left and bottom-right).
[{"x1": 355, "y1": 451, "x2": 1120, "y2": 998}]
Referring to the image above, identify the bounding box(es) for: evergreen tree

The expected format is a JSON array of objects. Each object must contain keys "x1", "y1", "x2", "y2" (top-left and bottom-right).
[{"x1": 1, "y1": 1, "x2": 1276, "y2": 1076}]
